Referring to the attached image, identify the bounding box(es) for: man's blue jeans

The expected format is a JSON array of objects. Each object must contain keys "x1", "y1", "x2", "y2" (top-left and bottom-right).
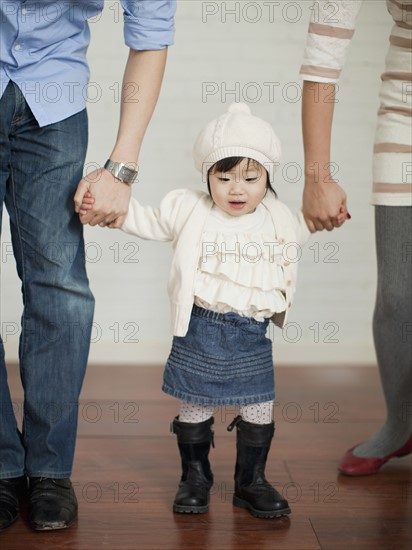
[{"x1": 0, "y1": 82, "x2": 95, "y2": 478}]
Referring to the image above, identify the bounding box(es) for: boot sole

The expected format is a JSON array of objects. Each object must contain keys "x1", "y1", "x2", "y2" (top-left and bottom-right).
[
  {"x1": 30, "y1": 518, "x2": 77, "y2": 531},
  {"x1": 173, "y1": 503, "x2": 209, "y2": 514},
  {"x1": 233, "y1": 495, "x2": 291, "y2": 519}
]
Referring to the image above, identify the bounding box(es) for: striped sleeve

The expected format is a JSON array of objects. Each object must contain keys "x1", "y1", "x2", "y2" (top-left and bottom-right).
[
  {"x1": 300, "y1": 1, "x2": 363, "y2": 83},
  {"x1": 386, "y1": 0, "x2": 412, "y2": 30}
]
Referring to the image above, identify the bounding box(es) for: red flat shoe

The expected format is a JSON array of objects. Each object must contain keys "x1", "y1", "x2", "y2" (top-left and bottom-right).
[{"x1": 338, "y1": 433, "x2": 412, "y2": 476}]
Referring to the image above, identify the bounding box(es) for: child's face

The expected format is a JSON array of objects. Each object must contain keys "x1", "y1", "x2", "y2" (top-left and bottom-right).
[{"x1": 209, "y1": 158, "x2": 267, "y2": 216}]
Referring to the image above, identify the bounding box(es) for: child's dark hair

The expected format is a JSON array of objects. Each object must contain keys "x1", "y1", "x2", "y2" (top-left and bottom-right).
[{"x1": 207, "y1": 157, "x2": 277, "y2": 198}]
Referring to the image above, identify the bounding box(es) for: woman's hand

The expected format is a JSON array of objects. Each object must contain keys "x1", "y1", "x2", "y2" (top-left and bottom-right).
[{"x1": 303, "y1": 173, "x2": 350, "y2": 233}]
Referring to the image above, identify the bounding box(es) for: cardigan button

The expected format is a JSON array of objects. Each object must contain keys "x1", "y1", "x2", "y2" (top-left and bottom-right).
[{"x1": 283, "y1": 261, "x2": 290, "y2": 267}]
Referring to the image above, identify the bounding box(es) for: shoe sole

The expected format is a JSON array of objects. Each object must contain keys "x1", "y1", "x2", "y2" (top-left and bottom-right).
[
  {"x1": 338, "y1": 454, "x2": 409, "y2": 476},
  {"x1": 233, "y1": 495, "x2": 291, "y2": 519},
  {"x1": 173, "y1": 504, "x2": 209, "y2": 514},
  {"x1": 338, "y1": 468, "x2": 380, "y2": 477},
  {"x1": 30, "y1": 519, "x2": 76, "y2": 531}
]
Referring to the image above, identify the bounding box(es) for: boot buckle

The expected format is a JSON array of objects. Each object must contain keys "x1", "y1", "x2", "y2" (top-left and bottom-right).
[{"x1": 227, "y1": 415, "x2": 242, "y2": 432}]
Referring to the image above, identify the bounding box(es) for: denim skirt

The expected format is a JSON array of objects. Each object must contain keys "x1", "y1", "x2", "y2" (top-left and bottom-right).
[{"x1": 162, "y1": 305, "x2": 274, "y2": 406}]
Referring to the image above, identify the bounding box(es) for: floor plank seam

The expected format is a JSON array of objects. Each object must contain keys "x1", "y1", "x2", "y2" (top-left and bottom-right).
[{"x1": 308, "y1": 517, "x2": 323, "y2": 550}]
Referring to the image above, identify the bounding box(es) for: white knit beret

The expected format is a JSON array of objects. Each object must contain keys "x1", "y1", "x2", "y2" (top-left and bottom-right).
[{"x1": 193, "y1": 102, "x2": 282, "y2": 183}]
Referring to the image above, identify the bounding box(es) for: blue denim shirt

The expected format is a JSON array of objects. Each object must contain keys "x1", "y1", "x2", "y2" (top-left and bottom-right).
[{"x1": 0, "y1": 0, "x2": 176, "y2": 126}]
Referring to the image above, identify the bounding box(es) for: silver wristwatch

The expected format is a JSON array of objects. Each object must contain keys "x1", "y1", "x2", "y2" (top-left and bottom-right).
[{"x1": 104, "y1": 159, "x2": 138, "y2": 185}]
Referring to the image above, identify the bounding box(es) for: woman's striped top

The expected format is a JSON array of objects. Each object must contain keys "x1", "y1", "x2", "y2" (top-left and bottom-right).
[{"x1": 300, "y1": 0, "x2": 412, "y2": 206}]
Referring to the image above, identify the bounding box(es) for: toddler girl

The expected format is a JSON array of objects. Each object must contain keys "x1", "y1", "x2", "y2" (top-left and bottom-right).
[{"x1": 80, "y1": 103, "x2": 310, "y2": 519}]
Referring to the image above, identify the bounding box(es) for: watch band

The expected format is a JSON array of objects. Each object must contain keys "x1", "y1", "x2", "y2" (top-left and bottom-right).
[{"x1": 104, "y1": 159, "x2": 138, "y2": 185}]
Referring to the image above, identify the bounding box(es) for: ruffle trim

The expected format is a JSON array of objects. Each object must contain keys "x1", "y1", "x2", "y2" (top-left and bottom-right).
[
  {"x1": 199, "y1": 231, "x2": 285, "y2": 292},
  {"x1": 194, "y1": 273, "x2": 286, "y2": 320}
]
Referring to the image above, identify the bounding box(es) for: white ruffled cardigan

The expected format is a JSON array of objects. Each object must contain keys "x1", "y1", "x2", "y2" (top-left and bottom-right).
[
  {"x1": 121, "y1": 188, "x2": 310, "y2": 337},
  {"x1": 194, "y1": 204, "x2": 288, "y2": 320}
]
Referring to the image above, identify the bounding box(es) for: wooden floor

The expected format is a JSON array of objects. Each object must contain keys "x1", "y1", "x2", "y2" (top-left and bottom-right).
[{"x1": 2, "y1": 364, "x2": 411, "y2": 550}]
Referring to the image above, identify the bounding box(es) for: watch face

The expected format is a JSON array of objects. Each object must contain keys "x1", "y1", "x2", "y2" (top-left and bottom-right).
[{"x1": 119, "y1": 166, "x2": 128, "y2": 179}]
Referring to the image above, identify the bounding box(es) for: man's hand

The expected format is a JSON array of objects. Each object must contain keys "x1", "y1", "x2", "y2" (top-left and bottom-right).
[
  {"x1": 74, "y1": 167, "x2": 131, "y2": 228},
  {"x1": 303, "y1": 176, "x2": 350, "y2": 233}
]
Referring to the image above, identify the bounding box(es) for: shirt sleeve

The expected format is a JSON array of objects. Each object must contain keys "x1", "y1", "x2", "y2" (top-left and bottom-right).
[
  {"x1": 121, "y1": 188, "x2": 188, "y2": 241},
  {"x1": 121, "y1": 0, "x2": 176, "y2": 50},
  {"x1": 300, "y1": 0, "x2": 363, "y2": 83}
]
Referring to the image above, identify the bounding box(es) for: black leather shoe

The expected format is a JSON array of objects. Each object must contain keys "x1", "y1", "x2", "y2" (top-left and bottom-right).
[
  {"x1": 28, "y1": 477, "x2": 78, "y2": 531},
  {"x1": 0, "y1": 476, "x2": 27, "y2": 531}
]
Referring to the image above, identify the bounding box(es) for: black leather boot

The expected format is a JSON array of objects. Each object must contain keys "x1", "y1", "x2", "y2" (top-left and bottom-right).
[
  {"x1": 228, "y1": 416, "x2": 291, "y2": 518},
  {"x1": 171, "y1": 416, "x2": 214, "y2": 514},
  {"x1": 28, "y1": 477, "x2": 78, "y2": 530},
  {"x1": 0, "y1": 476, "x2": 27, "y2": 531}
]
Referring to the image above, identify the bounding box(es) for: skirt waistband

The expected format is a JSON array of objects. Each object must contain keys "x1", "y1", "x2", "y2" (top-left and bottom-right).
[{"x1": 191, "y1": 304, "x2": 267, "y2": 326}]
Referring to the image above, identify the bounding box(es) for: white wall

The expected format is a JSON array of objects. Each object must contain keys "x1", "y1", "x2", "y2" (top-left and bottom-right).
[{"x1": 1, "y1": 1, "x2": 392, "y2": 365}]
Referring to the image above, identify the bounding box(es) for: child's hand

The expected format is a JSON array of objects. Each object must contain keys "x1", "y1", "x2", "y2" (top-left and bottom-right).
[{"x1": 79, "y1": 191, "x2": 95, "y2": 216}]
